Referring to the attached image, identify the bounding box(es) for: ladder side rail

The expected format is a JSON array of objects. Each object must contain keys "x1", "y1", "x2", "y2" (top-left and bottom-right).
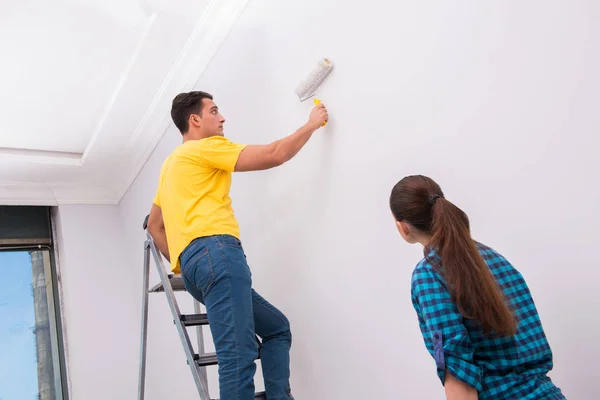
[
  {"x1": 137, "y1": 243, "x2": 151, "y2": 400},
  {"x1": 146, "y1": 232, "x2": 211, "y2": 400},
  {"x1": 194, "y1": 299, "x2": 211, "y2": 394}
]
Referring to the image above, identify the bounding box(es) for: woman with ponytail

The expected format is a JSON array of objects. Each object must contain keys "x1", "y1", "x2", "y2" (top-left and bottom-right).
[{"x1": 390, "y1": 175, "x2": 565, "y2": 400}]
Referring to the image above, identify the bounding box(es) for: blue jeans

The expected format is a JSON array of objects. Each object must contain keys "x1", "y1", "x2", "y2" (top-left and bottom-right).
[{"x1": 180, "y1": 234, "x2": 293, "y2": 400}]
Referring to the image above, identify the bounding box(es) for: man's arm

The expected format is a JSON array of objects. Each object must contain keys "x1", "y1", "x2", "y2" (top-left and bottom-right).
[
  {"x1": 444, "y1": 371, "x2": 478, "y2": 400},
  {"x1": 234, "y1": 103, "x2": 328, "y2": 172},
  {"x1": 146, "y1": 203, "x2": 170, "y2": 263}
]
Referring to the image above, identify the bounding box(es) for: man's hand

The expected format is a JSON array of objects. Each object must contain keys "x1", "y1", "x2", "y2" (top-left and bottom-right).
[
  {"x1": 307, "y1": 102, "x2": 328, "y2": 129},
  {"x1": 146, "y1": 203, "x2": 170, "y2": 263}
]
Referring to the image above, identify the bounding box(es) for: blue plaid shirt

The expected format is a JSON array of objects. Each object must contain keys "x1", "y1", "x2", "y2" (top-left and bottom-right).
[{"x1": 411, "y1": 242, "x2": 566, "y2": 399}]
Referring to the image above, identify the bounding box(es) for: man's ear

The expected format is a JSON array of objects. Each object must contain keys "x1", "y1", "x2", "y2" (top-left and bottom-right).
[{"x1": 189, "y1": 114, "x2": 202, "y2": 129}]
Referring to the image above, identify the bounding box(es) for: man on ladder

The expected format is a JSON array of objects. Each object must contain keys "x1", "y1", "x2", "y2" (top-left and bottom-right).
[{"x1": 146, "y1": 90, "x2": 328, "y2": 399}]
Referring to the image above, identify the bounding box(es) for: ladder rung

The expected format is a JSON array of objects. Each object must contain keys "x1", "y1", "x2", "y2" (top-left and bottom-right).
[
  {"x1": 181, "y1": 313, "x2": 209, "y2": 326},
  {"x1": 195, "y1": 350, "x2": 261, "y2": 367},
  {"x1": 212, "y1": 391, "x2": 266, "y2": 400},
  {"x1": 149, "y1": 274, "x2": 187, "y2": 293},
  {"x1": 196, "y1": 353, "x2": 218, "y2": 367}
]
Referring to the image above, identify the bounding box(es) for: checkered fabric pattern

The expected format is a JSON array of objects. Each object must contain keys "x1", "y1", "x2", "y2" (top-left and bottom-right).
[{"x1": 411, "y1": 242, "x2": 566, "y2": 399}]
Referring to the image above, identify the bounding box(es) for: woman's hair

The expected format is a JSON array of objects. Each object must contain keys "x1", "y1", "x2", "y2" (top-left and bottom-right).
[{"x1": 389, "y1": 175, "x2": 517, "y2": 336}]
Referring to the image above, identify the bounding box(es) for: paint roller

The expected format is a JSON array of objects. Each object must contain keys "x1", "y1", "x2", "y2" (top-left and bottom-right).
[{"x1": 294, "y1": 57, "x2": 333, "y2": 126}]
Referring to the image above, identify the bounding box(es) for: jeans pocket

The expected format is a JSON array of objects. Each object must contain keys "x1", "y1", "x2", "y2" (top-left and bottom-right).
[
  {"x1": 221, "y1": 234, "x2": 243, "y2": 248},
  {"x1": 219, "y1": 242, "x2": 252, "y2": 280},
  {"x1": 182, "y1": 247, "x2": 214, "y2": 293}
]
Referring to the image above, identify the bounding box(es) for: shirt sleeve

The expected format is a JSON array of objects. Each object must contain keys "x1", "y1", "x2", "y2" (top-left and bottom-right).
[
  {"x1": 153, "y1": 188, "x2": 160, "y2": 207},
  {"x1": 198, "y1": 136, "x2": 247, "y2": 172},
  {"x1": 153, "y1": 161, "x2": 165, "y2": 207},
  {"x1": 411, "y1": 265, "x2": 483, "y2": 392}
]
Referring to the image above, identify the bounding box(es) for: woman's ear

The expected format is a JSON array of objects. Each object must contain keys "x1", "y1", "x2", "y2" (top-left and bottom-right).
[{"x1": 396, "y1": 220, "x2": 411, "y2": 241}]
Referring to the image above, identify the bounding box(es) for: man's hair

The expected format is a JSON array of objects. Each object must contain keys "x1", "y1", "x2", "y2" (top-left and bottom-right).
[{"x1": 171, "y1": 91, "x2": 213, "y2": 134}]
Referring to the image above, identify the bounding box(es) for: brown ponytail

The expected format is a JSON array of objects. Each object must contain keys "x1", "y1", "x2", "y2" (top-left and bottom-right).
[{"x1": 390, "y1": 175, "x2": 517, "y2": 337}]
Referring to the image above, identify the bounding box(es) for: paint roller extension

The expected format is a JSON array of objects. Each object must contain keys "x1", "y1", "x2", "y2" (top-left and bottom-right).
[{"x1": 294, "y1": 57, "x2": 334, "y2": 126}]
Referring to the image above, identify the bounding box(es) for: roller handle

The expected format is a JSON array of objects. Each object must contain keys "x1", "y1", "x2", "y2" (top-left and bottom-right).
[{"x1": 313, "y1": 98, "x2": 327, "y2": 126}]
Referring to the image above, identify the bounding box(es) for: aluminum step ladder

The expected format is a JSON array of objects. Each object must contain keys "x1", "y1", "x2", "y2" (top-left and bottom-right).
[{"x1": 138, "y1": 215, "x2": 266, "y2": 400}]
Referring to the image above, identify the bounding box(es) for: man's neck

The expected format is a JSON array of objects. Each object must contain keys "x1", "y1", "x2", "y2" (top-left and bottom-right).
[{"x1": 182, "y1": 131, "x2": 215, "y2": 143}]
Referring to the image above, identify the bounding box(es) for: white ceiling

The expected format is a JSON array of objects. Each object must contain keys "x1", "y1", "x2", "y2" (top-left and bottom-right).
[{"x1": 0, "y1": 0, "x2": 250, "y2": 205}]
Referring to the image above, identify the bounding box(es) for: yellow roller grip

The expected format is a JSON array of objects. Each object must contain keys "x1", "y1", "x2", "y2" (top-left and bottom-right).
[{"x1": 313, "y1": 98, "x2": 327, "y2": 126}]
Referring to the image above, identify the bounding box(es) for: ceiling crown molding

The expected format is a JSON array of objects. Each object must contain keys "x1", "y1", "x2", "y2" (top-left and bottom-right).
[
  {"x1": 0, "y1": 182, "x2": 117, "y2": 206},
  {"x1": 0, "y1": 148, "x2": 83, "y2": 166},
  {"x1": 0, "y1": 182, "x2": 57, "y2": 206}
]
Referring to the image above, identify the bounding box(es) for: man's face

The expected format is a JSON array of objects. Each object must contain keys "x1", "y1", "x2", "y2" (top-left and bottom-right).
[{"x1": 196, "y1": 99, "x2": 225, "y2": 136}]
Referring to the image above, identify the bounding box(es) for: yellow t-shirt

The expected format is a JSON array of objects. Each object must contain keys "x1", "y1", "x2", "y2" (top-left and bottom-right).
[{"x1": 153, "y1": 136, "x2": 247, "y2": 273}]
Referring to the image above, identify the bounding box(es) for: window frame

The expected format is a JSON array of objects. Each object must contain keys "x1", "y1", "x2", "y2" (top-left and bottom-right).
[{"x1": 0, "y1": 206, "x2": 70, "y2": 400}]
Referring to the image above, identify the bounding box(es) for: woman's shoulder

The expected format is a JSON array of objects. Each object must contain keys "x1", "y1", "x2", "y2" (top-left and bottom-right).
[{"x1": 411, "y1": 256, "x2": 444, "y2": 293}]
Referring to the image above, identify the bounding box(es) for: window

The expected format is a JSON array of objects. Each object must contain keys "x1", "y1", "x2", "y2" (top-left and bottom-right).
[{"x1": 0, "y1": 206, "x2": 68, "y2": 400}]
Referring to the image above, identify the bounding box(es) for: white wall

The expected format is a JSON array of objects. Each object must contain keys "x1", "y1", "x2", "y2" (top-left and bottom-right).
[
  {"x1": 54, "y1": 205, "x2": 140, "y2": 399},
  {"x1": 118, "y1": 1, "x2": 599, "y2": 399}
]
